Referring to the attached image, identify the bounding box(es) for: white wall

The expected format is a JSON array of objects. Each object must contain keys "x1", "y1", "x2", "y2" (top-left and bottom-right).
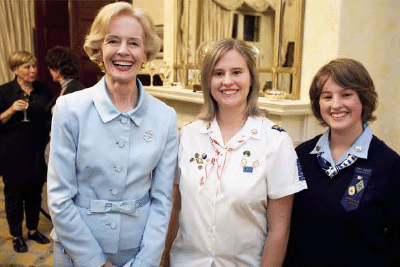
[
  {"x1": 300, "y1": 0, "x2": 342, "y2": 101},
  {"x1": 132, "y1": 0, "x2": 164, "y2": 25},
  {"x1": 339, "y1": 0, "x2": 400, "y2": 152},
  {"x1": 301, "y1": 0, "x2": 400, "y2": 153}
]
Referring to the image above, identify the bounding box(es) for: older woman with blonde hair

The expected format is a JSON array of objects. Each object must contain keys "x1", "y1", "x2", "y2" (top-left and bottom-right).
[
  {"x1": 0, "y1": 51, "x2": 50, "y2": 253},
  {"x1": 47, "y1": 2, "x2": 178, "y2": 267}
]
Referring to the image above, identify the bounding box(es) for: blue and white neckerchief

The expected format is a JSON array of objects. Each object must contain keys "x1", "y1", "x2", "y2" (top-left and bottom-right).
[{"x1": 317, "y1": 153, "x2": 358, "y2": 178}]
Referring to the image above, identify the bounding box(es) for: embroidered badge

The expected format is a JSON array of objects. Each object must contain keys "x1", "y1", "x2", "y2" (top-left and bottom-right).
[
  {"x1": 340, "y1": 167, "x2": 372, "y2": 212},
  {"x1": 356, "y1": 180, "x2": 365, "y2": 193},
  {"x1": 297, "y1": 159, "x2": 306, "y2": 181},
  {"x1": 271, "y1": 125, "x2": 286, "y2": 132}
]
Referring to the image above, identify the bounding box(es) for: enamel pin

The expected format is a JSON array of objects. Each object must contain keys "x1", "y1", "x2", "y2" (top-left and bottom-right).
[{"x1": 143, "y1": 130, "x2": 153, "y2": 142}]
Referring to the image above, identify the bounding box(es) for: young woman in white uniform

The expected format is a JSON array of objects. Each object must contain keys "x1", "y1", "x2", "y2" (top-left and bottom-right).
[{"x1": 164, "y1": 38, "x2": 307, "y2": 267}]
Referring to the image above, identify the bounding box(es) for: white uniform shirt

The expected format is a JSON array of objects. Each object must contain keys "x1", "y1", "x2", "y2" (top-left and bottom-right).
[{"x1": 170, "y1": 116, "x2": 307, "y2": 267}]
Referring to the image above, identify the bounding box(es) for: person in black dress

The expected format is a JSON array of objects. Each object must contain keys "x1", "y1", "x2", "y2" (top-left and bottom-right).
[
  {"x1": 285, "y1": 58, "x2": 400, "y2": 266},
  {"x1": 44, "y1": 46, "x2": 84, "y2": 164},
  {"x1": 0, "y1": 51, "x2": 50, "y2": 253}
]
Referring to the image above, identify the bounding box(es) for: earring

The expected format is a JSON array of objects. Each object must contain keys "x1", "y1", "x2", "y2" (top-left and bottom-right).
[
  {"x1": 99, "y1": 61, "x2": 104, "y2": 69},
  {"x1": 141, "y1": 62, "x2": 146, "y2": 70}
]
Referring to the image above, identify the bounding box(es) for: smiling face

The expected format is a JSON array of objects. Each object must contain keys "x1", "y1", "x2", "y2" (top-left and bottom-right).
[
  {"x1": 319, "y1": 77, "x2": 363, "y2": 135},
  {"x1": 210, "y1": 49, "x2": 251, "y2": 113},
  {"x1": 13, "y1": 59, "x2": 37, "y2": 85},
  {"x1": 101, "y1": 15, "x2": 147, "y2": 85}
]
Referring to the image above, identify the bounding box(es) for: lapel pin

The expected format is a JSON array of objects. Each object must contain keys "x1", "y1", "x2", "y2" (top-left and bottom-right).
[{"x1": 143, "y1": 130, "x2": 153, "y2": 142}]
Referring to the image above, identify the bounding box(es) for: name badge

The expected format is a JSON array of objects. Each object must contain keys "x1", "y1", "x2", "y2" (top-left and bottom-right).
[{"x1": 243, "y1": 166, "x2": 253, "y2": 173}]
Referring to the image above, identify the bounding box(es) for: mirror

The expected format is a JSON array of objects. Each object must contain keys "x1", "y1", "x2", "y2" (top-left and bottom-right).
[{"x1": 163, "y1": 0, "x2": 305, "y2": 99}]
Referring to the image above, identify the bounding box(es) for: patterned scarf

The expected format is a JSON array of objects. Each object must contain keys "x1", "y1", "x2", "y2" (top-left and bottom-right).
[{"x1": 317, "y1": 153, "x2": 358, "y2": 178}]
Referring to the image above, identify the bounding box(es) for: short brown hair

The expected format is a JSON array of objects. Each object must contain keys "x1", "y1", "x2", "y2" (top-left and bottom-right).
[
  {"x1": 199, "y1": 38, "x2": 262, "y2": 121},
  {"x1": 309, "y1": 58, "x2": 378, "y2": 125},
  {"x1": 84, "y1": 2, "x2": 161, "y2": 66},
  {"x1": 8, "y1": 51, "x2": 36, "y2": 71}
]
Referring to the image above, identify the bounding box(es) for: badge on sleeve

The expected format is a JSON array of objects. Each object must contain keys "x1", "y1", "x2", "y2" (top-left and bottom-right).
[
  {"x1": 272, "y1": 125, "x2": 286, "y2": 132},
  {"x1": 297, "y1": 159, "x2": 306, "y2": 181}
]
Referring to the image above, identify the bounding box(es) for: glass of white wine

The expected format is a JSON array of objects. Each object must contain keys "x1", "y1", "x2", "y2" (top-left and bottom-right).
[
  {"x1": 159, "y1": 62, "x2": 172, "y2": 87},
  {"x1": 148, "y1": 61, "x2": 157, "y2": 87},
  {"x1": 188, "y1": 69, "x2": 196, "y2": 88},
  {"x1": 21, "y1": 92, "x2": 30, "y2": 122}
]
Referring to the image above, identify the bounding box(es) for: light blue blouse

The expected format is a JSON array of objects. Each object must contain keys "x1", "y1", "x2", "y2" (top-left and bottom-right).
[
  {"x1": 47, "y1": 77, "x2": 178, "y2": 267},
  {"x1": 310, "y1": 124, "x2": 372, "y2": 166}
]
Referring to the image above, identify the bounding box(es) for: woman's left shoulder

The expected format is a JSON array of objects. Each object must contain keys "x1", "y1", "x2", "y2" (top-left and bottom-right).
[
  {"x1": 369, "y1": 136, "x2": 400, "y2": 162},
  {"x1": 258, "y1": 116, "x2": 292, "y2": 140}
]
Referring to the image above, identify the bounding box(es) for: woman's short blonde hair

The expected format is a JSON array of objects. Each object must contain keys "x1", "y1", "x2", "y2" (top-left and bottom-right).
[
  {"x1": 199, "y1": 38, "x2": 262, "y2": 121},
  {"x1": 8, "y1": 51, "x2": 36, "y2": 71},
  {"x1": 84, "y1": 2, "x2": 161, "y2": 65}
]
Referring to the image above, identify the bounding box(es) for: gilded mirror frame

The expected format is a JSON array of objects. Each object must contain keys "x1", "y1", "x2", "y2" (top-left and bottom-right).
[{"x1": 169, "y1": 0, "x2": 305, "y2": 100}]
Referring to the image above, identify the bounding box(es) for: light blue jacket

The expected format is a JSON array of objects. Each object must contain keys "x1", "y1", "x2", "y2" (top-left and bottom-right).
[{"x1": 47, "y1": 77, "x2": 178, "y2": 267}]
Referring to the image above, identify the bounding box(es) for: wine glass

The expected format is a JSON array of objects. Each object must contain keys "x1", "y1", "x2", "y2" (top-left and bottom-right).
[
  {"x1": 148, "y1": 61, "x2": 157, "y2": 87},
  {"x1": 160, "y1": 64, "x2": 172, "y2": 87},
  {"x1": 21, "y1": 93, "x2": 30, "y2": 122},
  {"x1": 188, "y1": 69, "x2": 195, "y2": 88}
]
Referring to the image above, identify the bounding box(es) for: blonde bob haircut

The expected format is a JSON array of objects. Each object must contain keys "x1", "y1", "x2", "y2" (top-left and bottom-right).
[
  {"x1": 8, "y1": 51, "x2": 36, "y2": 71},
  {"x1": 84, "y1": 2, "x2": 161, "y2": 65},
  {"x1": 199, "y1": 38, "x2": 262, "y2": 122}
]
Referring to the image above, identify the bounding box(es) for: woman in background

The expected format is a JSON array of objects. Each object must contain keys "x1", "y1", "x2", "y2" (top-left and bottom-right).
[
  {"x1": 285, "y1": 58, "x2": 400, "y2": 266},
  {"x1": 44, "y1": 45, "x2": 84, "y2": 164},
  {"x1": 164, "y1": 38, "x2": 307, "y2": 267},
  {"x1": 47, "y1": 2, "x2": 178, "y2": 267},
  {"x1": 0, "y1": 51, "x2": 50, "y2": 253}
]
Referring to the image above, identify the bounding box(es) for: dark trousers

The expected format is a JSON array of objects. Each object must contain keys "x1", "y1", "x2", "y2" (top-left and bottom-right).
[{"x1": 3, "y1": 181, "x2": 44, "y2": 237}]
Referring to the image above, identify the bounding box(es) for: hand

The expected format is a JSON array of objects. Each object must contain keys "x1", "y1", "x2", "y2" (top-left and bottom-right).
[
  {"x1": 12, "y1": 99, "x2": 28, "y2": 112},
  {"x1": 101, "y1": 261, "x2": 116, "y2": 267}
]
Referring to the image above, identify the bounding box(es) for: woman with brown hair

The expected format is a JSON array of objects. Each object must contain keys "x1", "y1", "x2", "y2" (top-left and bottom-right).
[{"x1": 285, "y1": 58, "x2": 400, "y2": 266}]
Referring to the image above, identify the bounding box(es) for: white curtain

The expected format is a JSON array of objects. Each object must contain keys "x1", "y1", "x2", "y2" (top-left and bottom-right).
[
  {"x1": 212, "y1": 0, "x2": 276, "y2": 12},
  {"x1": 0, "y1": 0, "x2": 35, "y2": 84},
  {"x1": 200, "y1": 0, "x2": 233, "y2": 45}
]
